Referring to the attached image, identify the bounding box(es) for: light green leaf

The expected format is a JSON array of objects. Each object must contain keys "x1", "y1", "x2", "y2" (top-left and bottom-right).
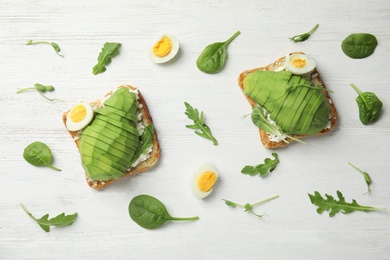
[{"x1": 92, "y1": 42, "x2": 121, "y2": 75}]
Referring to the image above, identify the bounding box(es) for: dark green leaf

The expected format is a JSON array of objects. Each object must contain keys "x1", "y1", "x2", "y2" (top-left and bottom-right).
[
  {"x1": 23, "y1": 141, "x2": 61, "y2": 171},
  {"x1": 129, "y1": 195, "x2": 199, "y2": 229},
  {"x1": 92, "y1": 42, "x2": 121, "y2": 75},
  {"x1": 20, "y1": 203, "x2": 77, "y2": 232},
  {"x1": 241, "y1": 153, "x2": 279, "y2": 177},
  {"x1": 350, "y1": 83, "x2": 383, "y2": 125},
  {"x1": 196, "y1": 31, "x2": 240, "y2": 73},
  {"x1": 308, "y1": 191, "x2": 385, "y2": 217},
  {"x1": 341, "y1": 33, "x2": 378, "y2": 59}
]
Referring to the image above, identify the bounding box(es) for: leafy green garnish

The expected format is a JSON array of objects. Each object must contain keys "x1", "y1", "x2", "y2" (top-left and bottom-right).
[
  {"x1": 26, "y1": 40, "x2": 64, "y2": 57},
  {"x1": 184, "y1": 102, "x2": 218, "y2": 145},
  {"x1": 128, "y1": 124, "x2": 155, "y2": 167},
  {"x1": 348, "y1": 162, "x2": 372, "y2": 194},
  {"x1": 350, "y1": 83, "x2": 383, "y2": 125},
  {"x1": 196, "y1": 31, "x2": 240, "y2": 74},
  {"x1": 289, "y1": 23, "x2": 319, "y2": 42},
  {"x1": 23, "y1": 141, "x2": 61, "y2": 171},
  {"x1": 129, "y1": 194, "x2": 199, "y2": 229},
  {"x1": 341, "y1": 33, "x2": 378, "y2": 59},
  {"x1": 223, "y1": 195, "x2": 279, "y2": 218},
  {"x1": 251, "y1": 106, "x2": 306, "y2": 144},
  {"x1": 241, "y1": 153, "x2": 279, "y2": 177},
  {"x1": 16, "y1": 83, "x2": 57, "y2": 101},
  {"x1": 20, "y1": 203, "x2": 77, "y2": 232},
  {"x1": 92, "y1": 42, "x2": 121, "y2": 75},
  {"x1": 308, "y1": 191, "x2": 385, "y2": 217}
]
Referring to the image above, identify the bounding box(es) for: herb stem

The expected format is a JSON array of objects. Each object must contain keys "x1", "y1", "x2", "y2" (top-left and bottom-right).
[
  {"x1": 308, "y1": 23, "x2": 319, "y2": 35},
  {"x1": 169, "y1": 216, "x2": 199, "y2": 221},
  {"x1": 16, "y1": 87, "x2": 36, "y2": 94},
  {"x1": 251, "y1": 195, "x2": 279, "y2": 208},
  {"x1": 347, "y1": 162, "x2": 363, "y2": 174},
  {"x1": 225, "y1": 31, "x2": 241, "y2": 45},
  {"x1": 350, "y1": 83, "x2": 363, "y2": 96},
  {"x1": 45, "y1": 163, "x2": 62, "y2": 171}
]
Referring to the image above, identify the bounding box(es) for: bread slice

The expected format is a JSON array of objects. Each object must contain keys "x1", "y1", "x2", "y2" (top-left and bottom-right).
[
  {"x1": 238, "y1": 52, "x2": 338, "y2": 148},
  {"x1": 62, "y1": 85, "x2": 160, "y2": 189}
]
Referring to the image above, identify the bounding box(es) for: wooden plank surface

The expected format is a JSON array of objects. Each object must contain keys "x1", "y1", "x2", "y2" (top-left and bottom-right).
[{"x1": 1, "y1": 0, "x2": 390, "y2": 259}]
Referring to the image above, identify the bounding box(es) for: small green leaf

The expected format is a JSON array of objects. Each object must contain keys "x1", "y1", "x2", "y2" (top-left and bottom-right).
[
  {"x1": 241, "y1": 153, "x2": 279, "y2": 177},
  {"x1": 23, "y1": 141, "x2": 61, "y2": 171},
  {"x1": 289, "y1": 23, "x2": 319, "y2": 42},
  {"x1": 20, "y1": 203, "x2": 77, "y2": 232},
  {"x1": 222, "y1": 199, "x2": 237, "y2": 207},
  {"x1": 348, "y1": 162, "x2": 373, "y2": 194},
  {"x1": 308, "y1": 191, "x2": 385, "y2": 217},
  {"x1": 341, "y1": 33, "x2": 378, "y2": 59},
  {"x1": 92, "y1": 42, "x2": 121, "y2": 75}
]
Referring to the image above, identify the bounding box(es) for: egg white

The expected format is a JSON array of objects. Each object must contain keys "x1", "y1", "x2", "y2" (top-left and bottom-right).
[
  {"x1": 192, "y1": 163, "x2": 219, "y2": 199},
  {"x1": 285, "y1": 53, "x2": 317, "y2": 75},
  {"x1": 66, "y1": 103, "x2": 94, "y2": 131},
  {"x1": 148, "y1": 35, "x2": 180, "y2": 64}
]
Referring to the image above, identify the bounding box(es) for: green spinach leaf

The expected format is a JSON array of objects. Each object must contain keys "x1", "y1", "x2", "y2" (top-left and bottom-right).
[
  {"x1": 196, "y1": 31, "x2": 240, "y2": 73},
  {"x1": 92, "y1": 42, "x2": 121, "y2": 75},
  {"x1": 341, "y1": 33, "x2": 378, "y2": 59},
  {"x1": 308, "y1": 191, "x2": 385, "y2": 217},
  {"x1": 223, "y1": 195, "x2": 279, "y2": 218},
  {"x1": 350, "y1": 83, "x2": 383, "y2": 125},
  {"x1": 26, "y1": 40, "x2": 64, "y2": 57},
  {"x1": 20, "y1": 203, "x2": 77, "y2": 232},
  {"x1": 289, "y1": 23, "x2": 319, "y2": 42},
  {"x1": 348, "y1": 162, "x2": 372, "y2": 194},
  {"x1": 23, "y1": 141, "x2": 61, "y2": 171},
  {"x1": 241, "y1": 153, "x2": 280, "y2": 177},
  {"x1": 129, "y1": 195, "x2": 199, "y2": 229},
  {"x1": 16, "y1": 83, "x2": 57, "y2": 101},
  {"x1": 184, "y1": 102, "x2": 218, "y2": 145}
]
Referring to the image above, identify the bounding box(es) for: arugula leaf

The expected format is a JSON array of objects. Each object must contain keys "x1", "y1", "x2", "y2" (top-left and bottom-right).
[
  {"x1": 20, "y1": 203, "x2": 77, "y2": 232},
  {"x1": 26, "y1": 40, "x2": 64, "y2": 57},
  {"x1": 241, "y1": 153, "x2": 279, "y2": 177},
  {"x1": 92, "y1": 42, "x2": 121, "y2": 75},
  {"x1": 223, "y1": 195, "x2": 279, "y2": 218},
  {"x1": 184, "y1": 102, "x2": 218, "y2": 145},
  {"x1": 348, "y1": 162, "x2": 372, "y2": 194},
  {"x1": 308, "y1": 191, "x2": 385, "y2": 217},
  {"x1": 128, "y1": 124, "x2": 155, "y2": 167}
]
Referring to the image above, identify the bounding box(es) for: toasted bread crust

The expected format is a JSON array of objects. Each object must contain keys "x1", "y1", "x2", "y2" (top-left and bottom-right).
[
  {"x1": 62, "y1": 85, "x2": 160, "y2": 189},
  {"x1": 238, "y1": 52, "x2": 338, "y2": 148}
]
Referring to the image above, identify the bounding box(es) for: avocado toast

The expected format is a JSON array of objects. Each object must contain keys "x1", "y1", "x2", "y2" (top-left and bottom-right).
[
  {"x1": 63, "y1": 85, "x2": 160, "y2": 189},
  {"x1": 238, "y1": 52, "x2": 338, "y2": 148}
]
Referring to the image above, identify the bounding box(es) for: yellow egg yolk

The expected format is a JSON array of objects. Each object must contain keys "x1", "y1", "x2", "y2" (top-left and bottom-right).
[
  {"x1": 70, "y1": 105, "x2": 87, "y2": 123},
  {"x1": 197, "y1": 171, "x2": 217, "y2": 192},
  {"x1": 153, "y1": 36, "x2": 172, "y2": 57},
  {"x1": 290, "y1": 58, "x2": 307, "y2": 68}
]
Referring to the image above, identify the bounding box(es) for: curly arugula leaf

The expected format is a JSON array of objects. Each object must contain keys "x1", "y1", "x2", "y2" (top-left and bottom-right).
[
  {"x1": 20, "y1": 203, "x2": 78, "y2": 232},
  {"x1": 308, "y1": 191, "x2": 385, "y2": 217},
  {"x1": 241, "y1": 153, "x2": 279, "y2": 177},
  {"x1": 92, "y1": 42, "x2": 121, "y2": 75},
  {"x1": 184, "y1": 102, "x2": 218, "y2": 145}
]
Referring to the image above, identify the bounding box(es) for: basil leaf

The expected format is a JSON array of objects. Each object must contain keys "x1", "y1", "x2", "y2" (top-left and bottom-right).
[
  {"x1": 129, "y1": 195, "x2": 199, "y2": 229},
  {"x1": 20, "y1": 203, "x2": 77, "y2": 232},
  {"x1": 341, "y1": 33, "x2": 378, "y2": 59},
  {"x1": 92, "y1": 42, "x2": 121, "y2": 75},
  {"x1": 196, "y1": 31, "x2": 240, "y2": 73},
  {"x1": 23, "y1": 141, "x2": 61, "y2": 171},
  {"x1": 241, "y1": 153, "x2": 279, "y2": 177}
]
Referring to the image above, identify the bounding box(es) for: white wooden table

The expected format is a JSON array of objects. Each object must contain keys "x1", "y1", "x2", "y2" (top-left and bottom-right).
[{"x1": 1, "y1": 1, "x2": 390, "y2": 259}]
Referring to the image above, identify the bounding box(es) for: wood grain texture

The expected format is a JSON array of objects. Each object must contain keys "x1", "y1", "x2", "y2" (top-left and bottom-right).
[{"x1": 1, "y1": 0, "x2": 390, "y2": 259}]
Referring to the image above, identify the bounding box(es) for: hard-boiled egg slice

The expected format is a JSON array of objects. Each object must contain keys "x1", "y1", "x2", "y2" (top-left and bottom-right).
[
  {"x1": 192, "y1": 163, "x2": 219, "y2": 199},
  {"x1": 148, "y1": 35, "x2": 180, "y2": 63},
  {"x1": 66, "y1": 103, "x2": 94, "y2": 131},
  {"x1": 285, "y1": 53, "x2": 317, "y2": 75}
]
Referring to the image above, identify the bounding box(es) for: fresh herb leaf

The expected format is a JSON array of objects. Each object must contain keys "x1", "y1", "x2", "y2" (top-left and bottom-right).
[
  {"x1": 20, "y1": 203, "x2": 77, "y2": 232},
  {"x1": 184, "y1": 102, "x2": 218, "y2": 145},
  {"x1": 128, "y1": 124, "x2": 154, "y2": 167},
  {"x1": 341, "y1": 33, "x2": 378, "y2": 59},
  {"x1": 92, "y1": 42, "x2": 121, "y2": 75},
  {"x1": 308, "y1": 191, "x2": 385, "y2": 217},
  {"x1": 348, "y1": 162, "x2": 373, "y2": 194},
  {"x1": 350, "y1": 83, "x2": 383, "y2": 125},
  {"x1": 16, "y1": 83, "x2": 57, "y2": 101},
  {"x1": 223, "y1": 195, "x2": 279, "y2": 218},
  {"x1": 241, "y1": 153, "x2": 280, "y2": 177},
  {"x1": 290, "y1": 23, "x2": 319, "y2": 42},
  {"x1": 196, "y1": 31, "x2": 240, "y2": 74},
  {"x1": 23, "y1": 141, "x2": 61, "y2": 171},
  {"x1": 26, "y1": 40, "x2": 64, "y2": 57},
  {"x1": 129, "y1": 194, "x2": 199, "y2": 229},
  {"x1": 251, "y1": 106, "x2": 306, "y2": 144}
]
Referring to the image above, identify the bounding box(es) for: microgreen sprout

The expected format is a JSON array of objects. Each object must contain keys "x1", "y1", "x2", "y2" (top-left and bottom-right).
[
  {"x1": 16, "y1": 83, "x2": 57, "y2": 101},
  {"x1": 290, "y1": 23, "x2": 319, "y2": 43},
  {"x1": 26, "y1": 40, "x2": 64, "y2": 57},
  {"x1": 223, "y1": 195, "x2": 279, "y2": 218},
  {"x1": 348, "y1": 162, "x2": 372, "y2": 194}
]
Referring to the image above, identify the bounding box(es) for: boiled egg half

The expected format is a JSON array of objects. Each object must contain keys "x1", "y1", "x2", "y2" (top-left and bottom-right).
[
  {"x1": 285, "y1": 53, "x2": 317, "y2": 75},
  {"x1": 192, "y1": 164, "x2": 219, "y2": 199},
  {"x1": 148, "y1": 35, "x2": 180, "y2": 63},
  {"x1": 66, "y1": 103, "x2": 94, "y2": 131}
]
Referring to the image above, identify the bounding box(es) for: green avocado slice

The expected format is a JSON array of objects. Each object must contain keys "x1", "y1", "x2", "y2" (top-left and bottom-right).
[
  {"x1": 95, "y1": 106, "x2": 138, "y2": 123},
  {"x1": 94, "y1": 115, "x2": 139, "y2": 136}
]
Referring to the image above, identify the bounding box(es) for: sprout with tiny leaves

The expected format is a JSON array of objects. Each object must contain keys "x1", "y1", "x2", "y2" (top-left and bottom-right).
[
  {"x1": 223, "y1": 195, "x2": 279, "y2": 218},
  {"x1": 16, "y1": 83, "x2": 57, "y2": 101},
  {"x1": 26, "y1": 40, "x2": 64, "y2": 57},
  {"x1": 290, "y1": 23, "x2": 319, "y2": 42}
]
